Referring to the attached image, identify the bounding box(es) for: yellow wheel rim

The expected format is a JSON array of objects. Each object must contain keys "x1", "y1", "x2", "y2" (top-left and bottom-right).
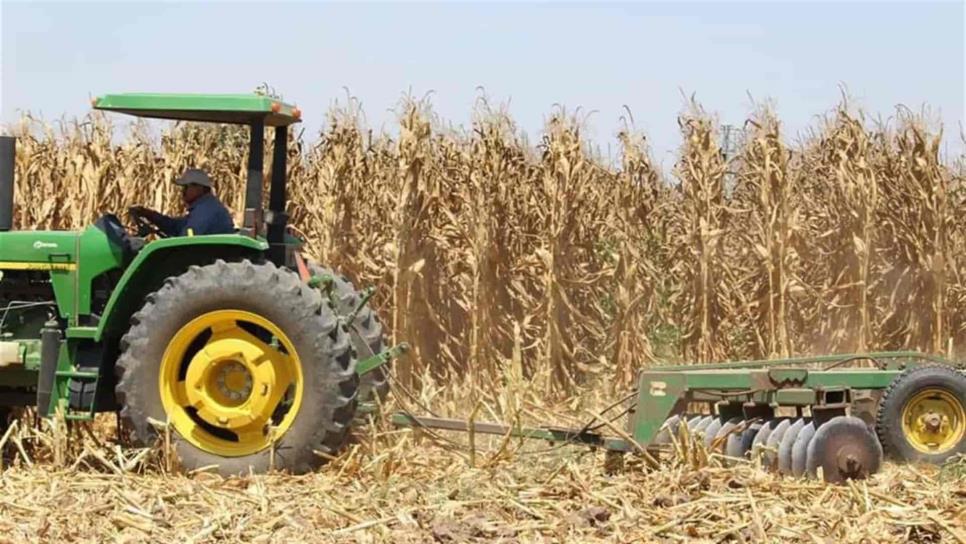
[
  {"x1": 159, "y1": 310, "x2": 304, "y2": 457},
  {"x1": 900, "y1": 387, "x2": 965, "y2": 454}
]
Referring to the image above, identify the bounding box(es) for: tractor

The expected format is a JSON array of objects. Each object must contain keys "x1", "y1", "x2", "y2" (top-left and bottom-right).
[{"x1": 0, "y1": 93, "x2": 392, "y2": 475}]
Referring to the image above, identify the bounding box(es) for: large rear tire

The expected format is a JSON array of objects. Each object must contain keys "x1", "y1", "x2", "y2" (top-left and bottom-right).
[
  {"x1": 307, "y1": 263, "x2": 388, "y2": 402},
  {"x1": 115, "y1": 260, "x2": 357, "y2": 475}
]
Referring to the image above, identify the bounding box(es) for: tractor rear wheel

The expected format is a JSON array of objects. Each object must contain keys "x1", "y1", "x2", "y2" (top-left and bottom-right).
[
  {"x1": 307, "y1": 263, "x2": 388, "y2": 402},
  {"x1": 115, "y1": 260, "x2": 358, "y2": 475},
  {"x1": 876, "y1": 365, "x2": 966, "y2": 464}
]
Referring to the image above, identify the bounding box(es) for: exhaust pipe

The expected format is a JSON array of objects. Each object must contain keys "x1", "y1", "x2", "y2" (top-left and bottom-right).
[{"x1": 0, "y1": 136, "x2": 15, "y2": 231}]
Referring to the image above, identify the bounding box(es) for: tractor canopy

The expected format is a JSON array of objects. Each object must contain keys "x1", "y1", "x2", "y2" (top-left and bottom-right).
[
  {"x1": 93, "y1": 93, "x2": 301, "y2": 127},
  {"x1": 93, "y1": 91, "x2": 299, "y2": 267}
]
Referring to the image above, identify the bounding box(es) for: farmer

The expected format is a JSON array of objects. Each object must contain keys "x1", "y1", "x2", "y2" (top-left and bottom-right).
[{"x1": 129, "y1": 168, "x2": 234, "y2": 237}]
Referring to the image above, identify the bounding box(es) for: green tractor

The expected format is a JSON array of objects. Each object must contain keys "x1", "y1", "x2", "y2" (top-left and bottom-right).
[{"x1": 0, "y1": 93, "x2": 390, "y2": 474}]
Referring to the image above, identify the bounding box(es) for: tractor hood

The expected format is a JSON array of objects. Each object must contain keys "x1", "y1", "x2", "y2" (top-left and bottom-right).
[
  {"x1": 0, "y1": 231, "x2": 82, "y2": 270},
  {"x1": 0, "y1": 226, "x2": 126, "y2": 321}
]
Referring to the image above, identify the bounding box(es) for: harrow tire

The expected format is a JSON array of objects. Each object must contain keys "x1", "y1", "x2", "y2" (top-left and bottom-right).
[
  {"x1": 307, "y1": 263, "x2": 388, "y2": 403},
  {"x1": 115, "y1": 260, "x2": 358, "y2": 476},
  {"x1": 875, "y1": 365, "x2": 966, "y2": 464},
  {"x1": 790, "y1": 421, "x2": 817, "y2": 478}
]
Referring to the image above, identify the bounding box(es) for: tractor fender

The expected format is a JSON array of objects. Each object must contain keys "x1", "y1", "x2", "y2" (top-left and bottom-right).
[{"x1": 95, "y1": 235, "x2": 268, "y2": 343}]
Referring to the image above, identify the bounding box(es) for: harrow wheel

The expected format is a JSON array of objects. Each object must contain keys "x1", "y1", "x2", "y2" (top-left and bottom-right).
[
  {"x1": 876, "y1": 365, "x2": 966, "y2": 464},
  {"x1": 805, "y1": 416, "x2": 882, "y2": 483}
]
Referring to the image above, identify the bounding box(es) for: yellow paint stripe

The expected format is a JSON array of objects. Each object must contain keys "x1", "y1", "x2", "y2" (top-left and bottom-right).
[{"x1": 0, "y1": 261, "x2": 77, "y2": 271}]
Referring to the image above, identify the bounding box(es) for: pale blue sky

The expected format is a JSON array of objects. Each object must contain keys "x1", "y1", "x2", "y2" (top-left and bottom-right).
[{"x1": 2, "y1": 1, "x2": 964, "y2": 165}]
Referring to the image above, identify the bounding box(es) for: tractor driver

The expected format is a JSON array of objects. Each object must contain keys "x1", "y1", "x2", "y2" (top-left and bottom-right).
[{"x1": 129, "y1": 168, "x2": 234, "y2": 237}]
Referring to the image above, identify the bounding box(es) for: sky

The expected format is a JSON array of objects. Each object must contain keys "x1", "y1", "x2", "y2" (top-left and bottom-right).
[{"x1": 1, "y1": 1, "x2": 964, "y2": 167}]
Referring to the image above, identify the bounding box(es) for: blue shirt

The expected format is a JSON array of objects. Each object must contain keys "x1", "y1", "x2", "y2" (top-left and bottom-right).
[{"x1": 155, "y1": 193, "x2": 235, "y2": 236}]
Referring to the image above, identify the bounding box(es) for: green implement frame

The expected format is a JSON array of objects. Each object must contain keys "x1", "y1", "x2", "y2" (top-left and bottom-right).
[{"x1": 379, "y1": 351, "x2": 962, "y2": 453}]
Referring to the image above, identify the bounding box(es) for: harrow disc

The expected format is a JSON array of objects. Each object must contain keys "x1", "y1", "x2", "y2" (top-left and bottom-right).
[
  {"x1": 711, "y1": 417, "x2": 743, "y2": 450},
  {"x1": 693, "y1": 416, "x2": 715, "y2": 442},
  {"x1": 763, "y1": 419, "x2": 792, "y2": 469},
  {"x1": 752, "y1": 418, "x2": 786, "y2": 460},
  {"x1": 805, "y1": 416, "x2": 883, "y2": 483},
  {"x1": 683, "y1": 415, "x2": 699, "y2": 431},
  {"x1": 726, "y1": 420, "x2": 762, "y2": 461},
  {"x1": 777, "y1": 418, "x2": 809, "y2": 475},
  {"x1": 690, "y1": 415, "x2": 713, "y2": 432},
  {"x1": 653, "y1": 415, "x2": 682, "y2": 445},
  {"x1": 790, "y1": 421, "x2": 817, "y2": 477},
  {"x1": 703, "y1": 417, "x2": 725, "y2": 447}
]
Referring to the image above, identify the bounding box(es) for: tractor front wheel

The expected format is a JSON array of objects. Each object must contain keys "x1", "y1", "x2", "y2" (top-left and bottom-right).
[{"x1": 115, "y1": 260, "x2": 358, "y2": 475}]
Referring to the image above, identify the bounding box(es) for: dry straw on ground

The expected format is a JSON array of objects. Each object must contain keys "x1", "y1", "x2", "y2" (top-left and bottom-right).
[
  {"x1": 3, "y1": 95, "x2": 966, "y2": 542},
  {"x1": 0, "y1": 391, "x2": 963, "y2": 544}
]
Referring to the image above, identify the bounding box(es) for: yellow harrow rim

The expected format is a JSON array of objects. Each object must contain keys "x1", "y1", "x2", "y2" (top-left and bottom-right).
[
  {"x1": 900, "y1": 387, "x2": 965, "y2": 454},
  {"x1": 159, "y1": 309, "x2": 304, "y2": 457}
]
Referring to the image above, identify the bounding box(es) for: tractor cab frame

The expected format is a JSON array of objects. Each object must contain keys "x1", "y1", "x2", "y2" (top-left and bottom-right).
[{"x1": 93, "y1": 92, "x2": 302, "y2": 266}]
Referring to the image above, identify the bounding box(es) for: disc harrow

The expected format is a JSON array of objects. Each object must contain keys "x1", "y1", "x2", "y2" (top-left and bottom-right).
[
  {"x1": 385, "y1": 351, "x2": 965, "y2": 485},
  {"x1": 635, "y1": 354, "x2": 965, "y2": 482},
  {"x1": 652, "y1": 412, "x2": 887, "y2": 482}
]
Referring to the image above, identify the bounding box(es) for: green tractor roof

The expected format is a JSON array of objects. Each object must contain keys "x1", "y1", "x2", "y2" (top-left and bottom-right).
[{"x1": 92, "y1": 93, "x2": 302, "y2": 126}]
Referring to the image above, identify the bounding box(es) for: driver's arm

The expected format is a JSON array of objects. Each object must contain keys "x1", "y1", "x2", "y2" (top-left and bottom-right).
[
  {"x1": 135, "y1": 207, "x2": 185, "y2": 237},
  {"x1": 151, "y1": 213, "x2": 186, "y2": 237}
]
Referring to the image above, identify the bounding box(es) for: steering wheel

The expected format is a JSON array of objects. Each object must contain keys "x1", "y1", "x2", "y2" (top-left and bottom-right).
[
  {"x1": 129, "y1": 210, "x2": 168, "y2": 238},
  {"x1": 94, "y1": 213, "x2": 142, "y2": 257},
  {"x1": 95, "y1": 213, "x2": 130, "y2": 241}
]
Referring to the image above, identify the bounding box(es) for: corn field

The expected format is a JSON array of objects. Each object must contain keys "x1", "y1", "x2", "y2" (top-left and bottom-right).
[{"x1": 8, "y1": 98, "x2": 966, "y2": 395}]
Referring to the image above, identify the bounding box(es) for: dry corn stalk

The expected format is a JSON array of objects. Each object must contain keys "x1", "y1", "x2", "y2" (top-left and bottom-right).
[
  {"x1": 732, "y1": 106, "x2": 799, "y2": 358},
  {"x1": 672, "y1": 104, "x2": 730, "y2": 363}
]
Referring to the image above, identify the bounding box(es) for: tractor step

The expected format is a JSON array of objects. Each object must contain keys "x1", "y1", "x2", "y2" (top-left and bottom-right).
[{"x1": 55, "y1": 370, "x2": 99, "y2": 379}]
